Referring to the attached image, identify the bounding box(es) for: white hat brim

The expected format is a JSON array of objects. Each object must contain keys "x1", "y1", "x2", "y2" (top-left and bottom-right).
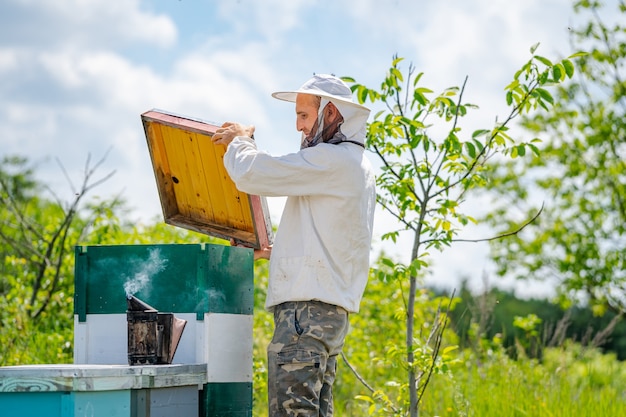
[{"x1": 272, "y1": 90, "x2": 370, "y2": 112}]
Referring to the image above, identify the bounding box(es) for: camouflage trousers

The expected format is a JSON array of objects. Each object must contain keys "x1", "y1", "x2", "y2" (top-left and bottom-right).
[{"x1": 267, "y1": 300, "x2": 350, "y2": 417}]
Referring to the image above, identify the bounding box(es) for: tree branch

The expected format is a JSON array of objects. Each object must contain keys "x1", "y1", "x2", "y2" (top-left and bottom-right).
[
  {"x1": 430, "y1": 78, "x2": 541, "y2": 203},
  {"x1": 340, "y1": 352, "x2": 401, "y2": 414},
  {"x1": 424, "y1": 203, "x2": 545, "y2": 246},
  {"x1": 416, "y1": 293, "x2": 454, "y2": 407}
]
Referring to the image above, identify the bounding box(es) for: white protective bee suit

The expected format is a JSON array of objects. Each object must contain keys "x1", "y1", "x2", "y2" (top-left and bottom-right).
[{"x1": 223, "y1": 74, "x2": 376, "y2": 314}]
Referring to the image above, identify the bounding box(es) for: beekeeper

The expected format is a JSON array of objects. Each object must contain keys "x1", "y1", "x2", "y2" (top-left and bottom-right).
[{"x1": 212, "y1": 74, "x2": 375, "y2": 417}]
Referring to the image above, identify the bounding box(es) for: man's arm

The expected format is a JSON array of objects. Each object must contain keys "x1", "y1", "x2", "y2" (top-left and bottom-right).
[{"x1": 214, "y1": 123, "x2": 272, "y2": 259}]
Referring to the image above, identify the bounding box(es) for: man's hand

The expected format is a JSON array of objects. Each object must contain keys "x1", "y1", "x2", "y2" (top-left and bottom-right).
[
  {"x1": 212, "y1": 122, "x2": 255, "y2": 147},
  {"x1": 253, "y1": 246, "x2": 272, "y2": 261}
]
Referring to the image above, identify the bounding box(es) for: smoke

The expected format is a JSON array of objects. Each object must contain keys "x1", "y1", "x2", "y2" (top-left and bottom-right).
[
  {"x1": 123, "y1": 248, "x2": 168, "y2": 297},
  {"x1": 194, "y1": 288, "x2": 226, "y2": 312}
]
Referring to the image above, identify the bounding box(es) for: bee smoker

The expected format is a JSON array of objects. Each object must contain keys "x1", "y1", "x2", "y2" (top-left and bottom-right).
[{"x1": 126, "y1": 295, "x2": 187, "y2": 365}]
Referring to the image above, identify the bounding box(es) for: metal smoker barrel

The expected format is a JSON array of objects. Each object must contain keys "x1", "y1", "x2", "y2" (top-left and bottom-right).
[{"x1": 126, "y1": 295, "x2": 159, "y2": 365}]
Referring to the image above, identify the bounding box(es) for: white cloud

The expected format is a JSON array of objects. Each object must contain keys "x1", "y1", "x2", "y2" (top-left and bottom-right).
[
  {"x1": 3, "y1": 0, "x2": 177, "y2": 49},
  {"x1": 0, "y1": 49, "x2": 19, "y2": 73},
  {"x1": 216, "y1": 0, "x2": 314, "y2": 40}
]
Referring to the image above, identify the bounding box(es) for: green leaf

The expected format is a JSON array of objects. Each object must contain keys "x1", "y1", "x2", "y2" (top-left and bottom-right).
[
  {"x1": 538, "y1": 70, "x2": 550, "y2": 85},
  {"x1": 567, "y1": 51, "x2": 588, "y2": 59},
  {"x1": 413, "y1": 71, "x2": 424, "y2": 86},
  {"x1": 530, "y1": 42, "x2": 540, "y2": 54},
  {"x1": 391, "y1": 67, "x2": 404, "y2": 83},
  {"x1": 414, "y1": 90, "x2": 427, "y2": 106},
  {"x1": 392, "y1": 56, "x2": 404, "y2": 67},
  {"x1": 505, "y1": 79, "x2": 520, "y2": 91},
  {"x1": 535, "y1": 87, "x2": 554, "y2": 104},
  {"x1": 381, "y1": 257, "x2": 395, "y2": 268},
  {"x1": 473, "y1": 139, "x2": 485, "y2": 155},
  {"x1": 562, "y1": 59, "x2": 575, "y2": 78},
  {"x1": 442, "y1": 345, "x2": 459, "y2": 355},
  {"x1": 358, "y1": 86, "x2": 368, "y2": 104},
  {"x1": 534, "y1": 55, "x2": 553, "y2": 66},
  {"x1": 472, "y1": 129, "x2": 490, "y2": 139},
  {"x1": 465, "y1": 141, "x2": 476, "y2": 158},
  {"x1": 381, "y1": 231, "x2": 399, "y2": 243},
  {"x1": 506, "y1": 90, "x2": 513, "y2": 106},
  {"x1": 528, "y1": 143, "x2": 540, "y2": 156},
  {"x1": 552, "y1": 64, "x2": 563, "y2": 82},
  {"x1": 355, "y1": 395, "x2": 374, "y2": 404},
  {"x1": 410, "y1": 134, "x2": 423, "y2": 148}
]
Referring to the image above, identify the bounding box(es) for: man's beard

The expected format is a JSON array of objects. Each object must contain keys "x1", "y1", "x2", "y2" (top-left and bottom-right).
[{"x1": 301, "y1": 100, "x2": 345, "y2": 149}]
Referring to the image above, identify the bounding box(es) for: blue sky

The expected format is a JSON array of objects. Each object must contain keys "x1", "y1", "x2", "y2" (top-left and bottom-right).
[{"x1": 1, "y1": 0, "x2": 584, "y2": 295}]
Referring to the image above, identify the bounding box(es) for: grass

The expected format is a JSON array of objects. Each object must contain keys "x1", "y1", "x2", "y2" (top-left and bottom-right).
[
  {"x1": 251, "y1": 340, "x2": 626, "y2": 416},
  {"x1": 417, "y1": 345, "x2": 626, "y2": 417}
]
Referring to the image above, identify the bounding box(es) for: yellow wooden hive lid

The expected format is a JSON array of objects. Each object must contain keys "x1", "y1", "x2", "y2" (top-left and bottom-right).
[{"x1": 141, "y1": 109, "x2": 273, "y2": 250}]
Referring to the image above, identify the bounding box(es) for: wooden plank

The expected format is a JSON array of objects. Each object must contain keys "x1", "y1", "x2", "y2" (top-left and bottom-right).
[
  {"x1": 181, "y1": 130, "x2": 218, "y2": 224},
  {"x1": 187, "y1": 131, "x2": 217, "y2": 224},
  {"x1": 0, "y1": 377, "x2": 70, "y2": 392},
  {"x1": 195, "y1": 130, "x2": 231, "y2": 227},
  {"x1": 144, "y1": 121, "x2": 178, "y2": 218},
  {"x1": 249, "y1": 195, "x2": 273, "y2": 250},
  {"x1": 160, "y1": 124, "x2": 194, "y2": 219},
  {"x1": 0, "y1": 364, "x2": 208, "y2": 393}
]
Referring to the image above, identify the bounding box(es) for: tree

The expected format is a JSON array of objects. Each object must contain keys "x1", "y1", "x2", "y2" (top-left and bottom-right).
[
  {"x1": 344, "y1": 46, "x2": 581, "y2": 416},
  {"x1": 483, "y1": 1, "x2": 626, "y2": 316},
  {"x1": 0, "y1": 154, "x2": 120, "y2": 363}
]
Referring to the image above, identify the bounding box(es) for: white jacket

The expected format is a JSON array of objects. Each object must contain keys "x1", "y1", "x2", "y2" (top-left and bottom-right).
[{"x1": 223, "y1": 137, "x2": 376, "y2": 313}]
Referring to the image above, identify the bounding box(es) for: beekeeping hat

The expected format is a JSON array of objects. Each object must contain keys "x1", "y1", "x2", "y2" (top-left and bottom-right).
[{"x1": 272, "y1": 74, "x2": 370, "y2": 112}]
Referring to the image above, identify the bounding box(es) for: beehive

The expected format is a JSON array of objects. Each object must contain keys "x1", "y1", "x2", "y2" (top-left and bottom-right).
[
  {"x1": 73, "y1": 243, "x2": 254, "y2": 416},
  {"x1": 142, "y1": 109, "x2": 273, "y2": 249}
]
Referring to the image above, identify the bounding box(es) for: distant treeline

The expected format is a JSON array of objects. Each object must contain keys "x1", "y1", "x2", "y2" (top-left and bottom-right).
[{"x1": 439, "y1": 282, "x2": 626, "y2": 361}]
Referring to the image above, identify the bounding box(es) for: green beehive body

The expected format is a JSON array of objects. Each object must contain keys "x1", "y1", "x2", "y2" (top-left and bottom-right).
[{"x1": 74, "y1": 243, "x2": 253, "y2": 321}]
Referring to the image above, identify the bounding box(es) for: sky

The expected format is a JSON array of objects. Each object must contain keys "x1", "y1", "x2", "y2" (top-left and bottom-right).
[{"x1": 0, "y1": 0, "x2": 584, "y2": 297}]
